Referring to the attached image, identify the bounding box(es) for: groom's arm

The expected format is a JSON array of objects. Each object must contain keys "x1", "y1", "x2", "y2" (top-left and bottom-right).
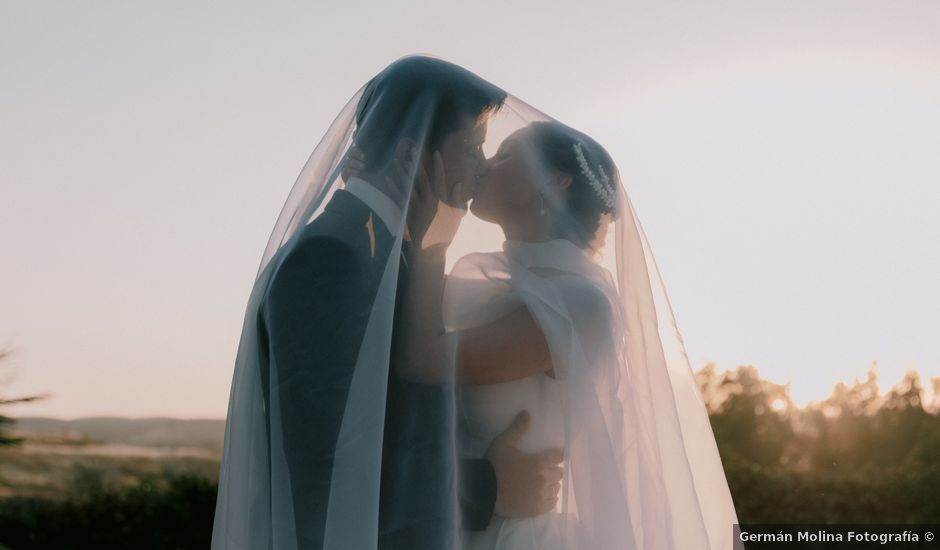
[
  {"x1": 263, "y1": 234, "x2": 365, "y2": 550},
  {"x1": 460, "y1": 458, "x2": 497, "y2": 530}
]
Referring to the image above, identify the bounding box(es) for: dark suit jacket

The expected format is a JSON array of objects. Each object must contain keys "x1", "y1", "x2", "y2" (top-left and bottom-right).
[{"x1": 258, "y1": 189, "x2": 496, "y2": 549}]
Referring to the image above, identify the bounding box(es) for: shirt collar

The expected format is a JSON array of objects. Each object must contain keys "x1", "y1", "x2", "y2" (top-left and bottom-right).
[{"x1": 344, "y1": 177, "x2": 404, "y2": 236}]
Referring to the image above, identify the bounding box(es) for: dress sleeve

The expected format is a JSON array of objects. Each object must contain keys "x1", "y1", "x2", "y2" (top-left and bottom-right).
[{"x1": 512, "y1": 277, "x2": 615, "y2": 381}]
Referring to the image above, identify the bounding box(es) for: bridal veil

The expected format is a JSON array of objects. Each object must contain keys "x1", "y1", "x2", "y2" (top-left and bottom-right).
[{"x1": 212, "y1": 55, "x2": 737, "y2": 550}]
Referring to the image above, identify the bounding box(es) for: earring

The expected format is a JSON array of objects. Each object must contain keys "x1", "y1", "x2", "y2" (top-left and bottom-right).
[{"x1": 538, "y1": 193, "x2": 547, "y2": 216}]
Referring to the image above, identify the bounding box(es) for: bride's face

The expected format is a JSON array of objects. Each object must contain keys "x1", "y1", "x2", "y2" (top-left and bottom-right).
[{"x1": 470, "y1": 127, "x2": 543, "y2": 223}]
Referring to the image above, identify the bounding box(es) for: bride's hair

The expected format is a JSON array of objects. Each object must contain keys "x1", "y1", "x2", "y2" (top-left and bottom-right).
[{"x1": 528, "y1": 121, "x2": 620, "y2": 248}]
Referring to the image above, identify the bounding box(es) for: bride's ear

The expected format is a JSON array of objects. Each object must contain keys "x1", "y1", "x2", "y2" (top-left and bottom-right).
[{"x1": 555, "y1": 173, "x2": 573, "y2": 191}]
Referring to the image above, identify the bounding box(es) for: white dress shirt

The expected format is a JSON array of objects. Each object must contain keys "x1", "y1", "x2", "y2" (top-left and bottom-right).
[{"x1": 344, "y1": 177, "x2": 404, "y2": 237}]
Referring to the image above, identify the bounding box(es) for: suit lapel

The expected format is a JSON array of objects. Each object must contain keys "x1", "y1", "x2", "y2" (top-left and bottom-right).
[{"x1": 325, "y1": 190, "x2": 395, "y2": 264}]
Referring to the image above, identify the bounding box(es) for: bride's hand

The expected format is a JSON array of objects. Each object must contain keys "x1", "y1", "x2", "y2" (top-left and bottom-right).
[
  {"x1": 404, "y1": 150, "x2": 466, "y2": 251},
  {"x1": 486, "y1": 411, "x2": 564, "y2": 518},
  {"x1": 403, "y1": 148, "x2": 441, "y2": 247},
  {"x1": 340, "y1": 144, "x2": 367, "y2": 181},
  {"x1": 347, "y1": 141, "x2": 465, "y2": 250}
]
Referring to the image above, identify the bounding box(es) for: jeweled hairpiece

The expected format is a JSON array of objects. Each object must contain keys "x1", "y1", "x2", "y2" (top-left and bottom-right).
[{"x1": 573, "y1": 142, "x2": 616, "y2": 209}]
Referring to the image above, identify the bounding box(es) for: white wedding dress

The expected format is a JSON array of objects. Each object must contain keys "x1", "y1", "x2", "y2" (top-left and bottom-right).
[
  {"x1": 459, "y1": 375, "x2": 580, "y2": 550},
  {"x1": 445, "y1": 238, "x2": 621, "y2": 550}
]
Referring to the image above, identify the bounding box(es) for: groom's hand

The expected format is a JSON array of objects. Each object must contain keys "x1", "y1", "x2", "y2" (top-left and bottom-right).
[{"x1": 485, "y1": 411, "x2": 564, "y2": 519}]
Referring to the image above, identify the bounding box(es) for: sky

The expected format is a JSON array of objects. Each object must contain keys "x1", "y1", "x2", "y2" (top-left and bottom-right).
[{"x1": 1, "y1": 0, "x2": 938, "y2": 418}]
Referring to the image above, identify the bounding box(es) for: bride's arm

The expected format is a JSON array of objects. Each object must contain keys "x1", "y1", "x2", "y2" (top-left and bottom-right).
[
  {"x1": 394, "y1": 244, "x2": 555, "y2": 386},
  {"x1": 391, "y1": 243, "x2": 456, "y2": 384},
  {"x1": 397, "y1": 246, "x2": 612, "y2": 386},
  {"x1": 455, "y1": 305, "x2": 555, "y2": 385},
  {"x1": 456, "y1": 280, "x2": 613, "y2": 385}
]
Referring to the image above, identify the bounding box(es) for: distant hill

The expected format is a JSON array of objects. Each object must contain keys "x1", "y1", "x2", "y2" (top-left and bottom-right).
[{"x1": 11, "y1": 417, "x2": 225, "y2": 450}]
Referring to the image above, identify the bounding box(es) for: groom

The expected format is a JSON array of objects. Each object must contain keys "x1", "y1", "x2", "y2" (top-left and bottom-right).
[{"x1": 261, "y1": 56, "x2": 563, "y2": 549}]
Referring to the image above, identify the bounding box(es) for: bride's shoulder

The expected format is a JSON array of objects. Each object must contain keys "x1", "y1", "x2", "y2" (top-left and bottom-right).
[
  {"x1": 555, "y1": 275, "x2": 616, "y2": 322},
  {"x1": 449, "y1": 251, "x2": 509, "y2": 277}
]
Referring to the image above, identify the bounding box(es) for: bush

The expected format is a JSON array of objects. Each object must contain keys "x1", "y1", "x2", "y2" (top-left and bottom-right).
[{"x1": 0, "y1": 474, "x2": 217, "y2": 549}]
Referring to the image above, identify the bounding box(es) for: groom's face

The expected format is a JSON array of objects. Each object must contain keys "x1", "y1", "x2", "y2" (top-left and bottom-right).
[{"x1": 432, "y1": 116, "x2": 488, "y2": 207}]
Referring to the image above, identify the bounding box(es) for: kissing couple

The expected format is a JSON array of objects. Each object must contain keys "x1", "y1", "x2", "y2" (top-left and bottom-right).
[{"x1": 212, "y1": 56, "x2": 738, "y2": 550}]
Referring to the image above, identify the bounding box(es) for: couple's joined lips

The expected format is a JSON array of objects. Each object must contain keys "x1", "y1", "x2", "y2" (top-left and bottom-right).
[{"x1": 468, "y1": 173, "x2": 487, "y2": 198}]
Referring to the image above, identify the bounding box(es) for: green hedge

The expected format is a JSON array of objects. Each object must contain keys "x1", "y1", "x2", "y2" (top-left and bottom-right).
[
  {"x1": 0, "y1": 474, "x2": 215, "y2": 550},
  {"x1": 724, "y1": 457, "x2": 940, "y2": 523},
  {"x1": 2, "y1": 464, "x2": 939, "y2": 548}
]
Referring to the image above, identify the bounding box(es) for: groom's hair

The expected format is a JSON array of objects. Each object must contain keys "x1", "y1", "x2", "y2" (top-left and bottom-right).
[{"x1": 352, "y1": 56, "x2": 506, "y2": 172}]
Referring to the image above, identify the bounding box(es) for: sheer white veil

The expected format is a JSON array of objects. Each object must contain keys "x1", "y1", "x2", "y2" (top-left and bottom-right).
[
  {"x1": 212, "y1": 55, "x2": 737, "y2": 550},
  {"x1": 211, "y1": 86, "x2": 365, "y2": 550}
]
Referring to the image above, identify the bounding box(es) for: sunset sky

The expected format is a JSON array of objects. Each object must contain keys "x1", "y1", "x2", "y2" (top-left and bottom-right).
[{"x1": 2, "y1": 0, "x2": 938, "y2": 418}]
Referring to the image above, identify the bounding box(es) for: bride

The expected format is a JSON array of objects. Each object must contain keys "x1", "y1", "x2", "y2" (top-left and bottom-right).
[{"x1": 390, "y1": 119, "x2": 738, "y2": 549}]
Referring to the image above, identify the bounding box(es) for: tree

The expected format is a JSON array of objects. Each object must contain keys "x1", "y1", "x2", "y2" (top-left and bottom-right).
[
  {"x1": 698, "y1": 364, "x2": 795, "y2": 468},
  {"x1": 0, "y1": 348, "x2": 46, "y2": 446}
]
